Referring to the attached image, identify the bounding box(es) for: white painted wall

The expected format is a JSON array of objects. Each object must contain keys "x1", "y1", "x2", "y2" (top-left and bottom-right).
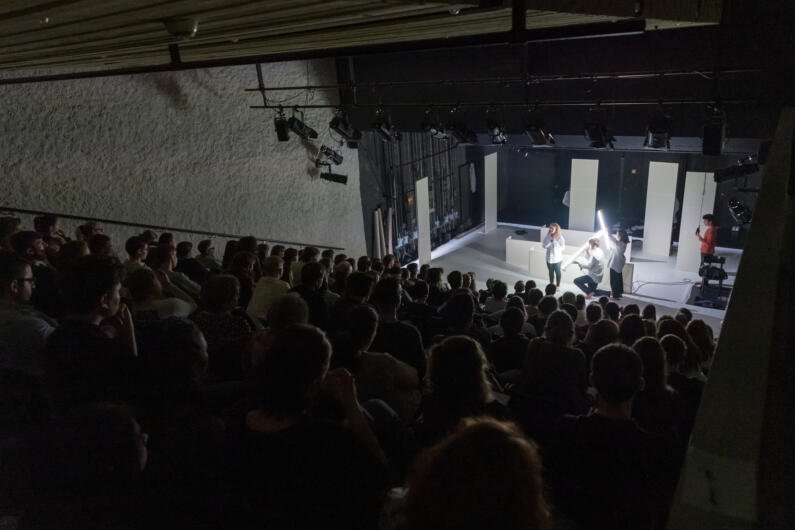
[
  {"x1": 0, "y1": 60, "x2": 366, "y2": 256},
  {"x1": 677, "y1": 171, "x2": 717, "y2": 272},
  {"x1": 643, "y1": 161, "x2": 679, "y2": 258},
  {"x1": 415, "y1": 177, "x2": 431, "y2": 265},
  {"x1": 568, "y1": 158, "x2": 599, "y2": 231},
  {"x1": 484, "y1": 152, "x2": 498, "y2": 233}
]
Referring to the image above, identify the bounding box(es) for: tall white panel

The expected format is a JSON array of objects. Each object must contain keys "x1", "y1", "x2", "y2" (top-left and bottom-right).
[
  {"x1": 643, "y1": 161, "x2": 679, "y2": 258},
  {"x1": 676, "y1": 171, "x2": 717, "y2": 272},
  {"x1": 568, "y1": 158, "x2": 599, "y2": 231},
  {"x1": 484, "y1": 152, "x2": 498, "y2": 233},
  {"x1": 415, "y1": 177, "x2": 432, "y2": 266}
]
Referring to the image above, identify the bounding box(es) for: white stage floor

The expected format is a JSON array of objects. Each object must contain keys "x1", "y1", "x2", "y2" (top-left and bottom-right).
[{"x1": 426, "y1": 225, "x2": 741, "y2": 337}]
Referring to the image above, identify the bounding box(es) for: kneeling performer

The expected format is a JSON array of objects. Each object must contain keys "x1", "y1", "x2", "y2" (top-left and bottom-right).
[{"x1": 573, "y1": 238, "x2": 604, "y2": 299}]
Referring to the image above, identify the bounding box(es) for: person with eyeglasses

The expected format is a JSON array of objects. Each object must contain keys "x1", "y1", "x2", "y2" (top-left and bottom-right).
[{"x1": 0, "y1": 253, "x2": 57, "y2": 375}]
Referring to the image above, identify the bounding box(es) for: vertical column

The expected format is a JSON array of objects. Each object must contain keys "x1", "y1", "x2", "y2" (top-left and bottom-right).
[
  {"x1": 676, "y1": 171, "x2": 717, "y2": 272},
  {"x1": 568, "y1": 158, "x2": 599, "y2": 231},
  {"x1": 415, "y1": 177, "x2": 432, "y2": 266},
  {"x1": 484, "y1": 152, "x2": 498, "y2": 233},
  {"x1": 643, "y1": 161, "x2": 679, "y2": 258}
]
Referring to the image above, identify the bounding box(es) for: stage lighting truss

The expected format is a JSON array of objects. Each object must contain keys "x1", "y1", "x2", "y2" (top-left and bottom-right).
[
  {"x1": 525, "y1": 110, "x2": 555, "y2": 146},
  {"x1": 329, "y1": 108, "x2": 362, "y2": 148},
  {"x1": 445, "y1": 105, "x2": 477, "y2": 145},
  {"x1": 373, "y1": 106, "x2": 401, "y2": 143},
  {"x1": 584, "y1": 108, "x2": 615, "y2": 149},
  {"x1": 644, "y1": 109, "x2": 671, "y2": 149},
  {"x1": 287, "y1": 107, "x2": 318, "y2": 139}
]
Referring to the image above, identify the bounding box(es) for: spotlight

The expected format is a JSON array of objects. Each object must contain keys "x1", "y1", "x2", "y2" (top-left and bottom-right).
[
  {"x1": 702, "y1": 104, "x2": 725, "y2": 156},
  {"x1": 421, "y1": 108, "x2": 448, "y2": 140},
  {"x1": 727, "y1": 198, "x2": 752, "y2": 224},
  {"x1": 329, "y1": 108, "x2": 361, "y2": 148},
  {"x1": 644, "y1": 109, "x2": 671, "y2": 149},
  {"x1": 446, "y1": 106, "x2": 477, "y2": 145},
  {"x1": 373, "y1": 107, "x2": 401, "y2": 143},
  {"x1": 713, "y1": 156, "x2": 760, "y2": 183},
  {"x1": 274, "y1": 107, "x2": 289, "y2": 142},
  {"x1": 525, "y1": 110, "x2": 555, "y2": 146},
  {"x1": 287, "y1": 107, "x2": 318, "y2": 139},
  {"x1": 584, "y1": 109, "x2": 614, "y2": 149},
  {"x1": 486, "y1": 106, "x2": 507, "y2": 145},
  {"x1": 320, "y1": 166, "x2": 348, "y2": 185},
  {"x1": 316, "y1": 145, "x2": 343, "y2": 166}
]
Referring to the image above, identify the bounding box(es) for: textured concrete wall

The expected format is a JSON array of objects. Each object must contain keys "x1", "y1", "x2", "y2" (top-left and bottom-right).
[{"x1": 0, "y1": 60, "x2": 366, "y2": 256}]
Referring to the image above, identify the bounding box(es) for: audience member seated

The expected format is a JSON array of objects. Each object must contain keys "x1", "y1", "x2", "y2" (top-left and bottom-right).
[
  {"x1": 34, "y1": 214, "x2": 69, "y2": 257},
  {"x1": 0, "y1": 216, "x2": 22, "y2": 250},
  {"x1": 414, "y1": 336, "x2": 509, "y2": 445},
  {"x1": 559, "y1": 302, "x2": 578, "y2": 327},
  {"x1": 220, "y1": 240, "x2": 239, "y2": 271},
  {"x1": 483, "y1": 280, "x2": 508, "y2": 314},
  {"x1": 332, "y1": 305, "x2": 420, "y2": 422},
  {"x1": 547, "y1": 344, "x2": 677, "y2": 530},
  {"x1": 433, "y1": 292, "x2": 489, "y2": 350},
  {"x1": 657, "y1": 318, "x2": 705, "y2": 381},
  {"x1": 619, "y1": 313, "x2": 646, "y2": 346},
  {"x1": 488, "y1": 307, "x2": 530, "y2": 375},
  {"x1": 0, "y1": 253, "x2": 58, "y2": 375},
  {"x1": 21, "y1": 403, "x2": 148, "y2": 529},
  {"x1": 151, "y1": 243, "x2": 201, "y2": 299},
  {"x1": 604, "y1": 300, "x2": 621, "y2": 322},
  {"x1": 622, "y1": 303, "x2": 641, "y2": 317},
  {"x1": 686, "y1": 319, "x2": 716, "y2": 373},
  {"x1": 290, "y1": 246, "x2": 319, "y2": 288},
  {"x1": 238, "y1": 236, "x2": 263, "y2": 280},
  {"x1": 124, "y1": 268, "x2": 196, "y2": 325},
  {"x1": 544, "y1": 283, "x2": 556, "y2": 296},
  {"x1": 289, "y1": 261, "x2": 328, "y2": 330},
  {"x1": 192, "y1": 275, "x2": 255, "y2": 381},
  {"x1": 486, "y1": 295, "x2": 537, "y2": 338},
  {"x1": 56, "y1": 240, "x2": 89, "y2": 270},
  {"x1": 175, "y1": 241, "x2": 208, "y2": 285},
  {"x1": 330, "y1": 259, "x2": 352, "y2": 295},
  {"x1": 195, "y1": 239, "x2": 223, "y2": 274},
  {"x1": 512, "y1": 280, "x2": 525, "y2": 300},
  {"x1": 370, "y1": 277, "x2": 427, "y2": 381},
  {"x1": 531, "y1": 295, "x2": 558, "y2": 337},
  {"x1": 425, "y1": 268, "x2": 449, "y2": 308},
  {"x1": 227, "y1": 251, "x2": 257, "y2": 309},
  {"x1": 158, "y1": 232, "x2": 175, "y2": 247},
  {"x1": 660, "y1": 334, "x2": 704, "y2": 438},
  {"x1": 44, "y1": 255, "x2": 138, "y2": 411},
  {"x1": 631, "y1": 337, "x2": 687, "y2": 446},
  {"x1": 642, "y1": 303, "x2": 657, "y2": 321},
  {"x1": 578, "y1": 318, "x2": 620, "y2": 368},
  {"x1": 241, "y1": 325, "x2": 387, "y2": 529},
  {"x1": 525, "y1": 287, "x2": 543, "y2": 319},
  {"x1": 88, "y1": 233, "x2": 113, "y2": 257},
  {"x1": 513, "y1": 311, "x2": 588, "y2": 446},
  {"x1": 123, "y1": 236, "x2": 149, "y2": 277},
  {"x1": 247, "y1": 256, "x2": 289, "y2": 323},
  {"x1": 405, "y1": 418, "x2": 550, "y2": 530},
  {"x1": 10, "y1": 231, "x2": 60, "y2": 318},
  {"x1": 674, "y1": 307, "x2": 693, "y2": 327}
]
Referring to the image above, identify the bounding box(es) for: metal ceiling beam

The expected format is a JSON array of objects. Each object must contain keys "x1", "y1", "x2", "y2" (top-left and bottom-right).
[{"x1": 0, "y1": 17, "x2": 645, "y2": 86}]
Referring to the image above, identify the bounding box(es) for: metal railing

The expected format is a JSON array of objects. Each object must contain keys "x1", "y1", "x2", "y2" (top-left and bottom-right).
[{"x1": 0, "y1": 205, "x2": 344, "y2": 251}]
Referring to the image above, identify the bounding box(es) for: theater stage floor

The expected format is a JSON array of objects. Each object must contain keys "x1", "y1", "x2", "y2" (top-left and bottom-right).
[{"x1": 426, "y1": 225, "x2": 742, "y2": 337}]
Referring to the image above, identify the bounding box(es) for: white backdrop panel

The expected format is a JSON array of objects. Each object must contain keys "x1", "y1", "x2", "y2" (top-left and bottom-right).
[
  {"x1": 643, "y1": 161, "x2": 679, "y2": 258},
  {"x1": 484, "y1": 152, "x2": 498, "y2": 233},
  {"x1": 415, "y1": 177, "x2": 432, "y2": 266},
  {"x1": 676, "y1": 171, "x2": 717, "y2": 272},
  {"x1": 568, "y1": 158, "x2": 599, "y2": 231}
]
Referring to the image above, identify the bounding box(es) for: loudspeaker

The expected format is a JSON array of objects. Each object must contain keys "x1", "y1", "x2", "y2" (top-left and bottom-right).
[{"x1": 702, "y1": 122, "x2": 724, "y2": 155}]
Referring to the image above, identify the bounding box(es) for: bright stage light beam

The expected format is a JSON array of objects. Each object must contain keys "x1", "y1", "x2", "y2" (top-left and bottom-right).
[{"x1": 562, "y1": 229, "x2": 605, "y2": 270}]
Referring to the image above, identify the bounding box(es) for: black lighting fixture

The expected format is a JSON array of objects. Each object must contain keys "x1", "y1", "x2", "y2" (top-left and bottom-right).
[
  {"x1": 287, "y1": 107, "x2": 318, "y2": 140},
  {"x1": 274, "y1": 106, "x2": 290, "y2": 142},
  {"x1": 421, "y1": 107, "x2": 449, "y2": 140},
  {"x1": 486, "y1": 106, "x2": 508, "y2": 145},
  {"x1": 315, "y1": 145, "x2": 343, "y2": 166},
  {"x1": 702, "y1": 103, "x2": 725, "y2": 156},
  {"x1": 373, "y1": 106, "x2": 401, "y2": 143},
  {"x1": 584, "y1": 108, "x2": 615, "y2": 149},
  {"x1": 329, "y1": 108, "x2": 361, "y2": 148},
  {"x1": 320, "y1": 166, "x2": 348, "y2": 185},
  {"x1": 713, "y1": 155, "x2": 760, "y2": 183},
  {"x1": 446, "y1": 105, "x2": 477, "y2": 145},
  {"x1": 644, "y1": 107, "x2": 671, "y2": 149},
  {"x1": 727, "y1": 198, "x2": 753, "y2": 225},
  {"x1": 525, "y1": 108, "x2": 554, "y2": 146}
]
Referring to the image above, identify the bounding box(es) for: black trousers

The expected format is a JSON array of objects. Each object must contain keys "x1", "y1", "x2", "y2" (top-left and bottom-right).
[
  {"x1": 610, "y1": 268, "x2": 624, "y2": 299},
  {"x1": 547, "y1": 262, "x2": 562, "y2": 286}
]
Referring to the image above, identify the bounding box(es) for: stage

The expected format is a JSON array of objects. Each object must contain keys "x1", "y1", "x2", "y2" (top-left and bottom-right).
[{"x1": 426, "y1": 225, "x2": 741, "y2": 337}]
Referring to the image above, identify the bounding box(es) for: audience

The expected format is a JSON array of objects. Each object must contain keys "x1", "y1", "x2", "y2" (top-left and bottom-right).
[{"x1": 0, "y1": 215, "x2": 726, "y2": 530}]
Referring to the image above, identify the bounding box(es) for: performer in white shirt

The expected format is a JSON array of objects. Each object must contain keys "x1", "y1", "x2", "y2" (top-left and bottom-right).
[
  {"x1": 542, "y1": 223, "x2": 565, "y2": 287},
  {"x1": 573, "y1": 238, "x2": 605, "y2": 299}
]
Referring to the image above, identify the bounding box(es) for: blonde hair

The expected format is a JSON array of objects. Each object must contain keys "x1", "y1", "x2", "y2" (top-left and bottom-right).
[{"x1": 548, "y1": 223, "x2": 561, "y2": 236}]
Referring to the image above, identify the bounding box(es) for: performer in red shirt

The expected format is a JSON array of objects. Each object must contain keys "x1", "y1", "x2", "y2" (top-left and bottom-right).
[{"x1": 695, "y1": 213, "x2": 717, "y2": 264}]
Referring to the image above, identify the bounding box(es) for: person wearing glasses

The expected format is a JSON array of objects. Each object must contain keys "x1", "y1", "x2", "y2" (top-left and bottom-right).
[{"x1": 0, "y1": 253, "x2": 57, "y2": 375}]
